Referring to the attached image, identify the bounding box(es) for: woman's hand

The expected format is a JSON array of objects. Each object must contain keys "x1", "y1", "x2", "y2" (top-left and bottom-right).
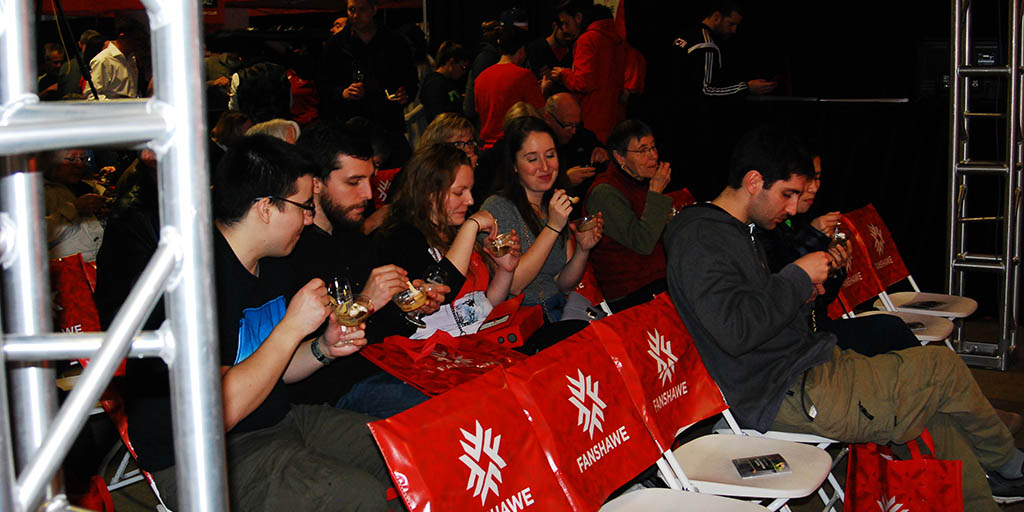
[
  {"x1": 484, "y1": 230, "x2": 521, "y2": 272},
  {"x1": 571, "y1": 212, "x2": 604, "y2": 251},
  {"x1": 466, "y1": 210, "x2": 498, "y2": 241},
  {"x1": 546, "y1": 189, "x2": 573, "y2": 231}
]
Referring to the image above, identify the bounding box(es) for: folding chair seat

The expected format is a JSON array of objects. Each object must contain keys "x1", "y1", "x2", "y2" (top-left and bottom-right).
[
  {"x1": 842, "y1": 204, "x2": 977, "y2": 319},
  {"x1": 600, "y1": 488, "x2": 768, "y2": 511},
  {"x1": 827, "y1": 213, "x2": 954, "y2": 348},
  {"x1": 587, "y1": 294, "x2": 833, "y2": 511}
]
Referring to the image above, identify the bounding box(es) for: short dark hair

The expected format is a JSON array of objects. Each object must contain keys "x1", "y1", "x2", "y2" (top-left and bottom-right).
[
  {"x1": 556, "y1": 0, "x2": 592, "y2": 16},
  {"x1": 727, "y1": 126, "x2": 813, "y2": 189},
  {"x1": 498, "y1": 25, "x2": 529, "y2": 56},
  {"x1": 435, "y1": 41, "x2": 470, "y2": 67},
  {"x1": 607, "y1": 119, "x2": 654, "y2": 157},
  {"x1": 212, "y1": 134, "x2": 317, "y2": 225},
  {"x1": 702, "y1": 1, "x2": 742, "y2": 19},
  {"x1": 294, "y1": 122, "x2": 374, "y2": 181},
  {"x1": 115, "y1": 15, "x2": 146, "y2": 38}
]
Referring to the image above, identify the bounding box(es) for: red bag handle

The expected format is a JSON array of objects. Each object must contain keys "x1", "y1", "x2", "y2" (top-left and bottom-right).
[{"x1": 907, "y1": 428, "x2": 937, "y2": 459}]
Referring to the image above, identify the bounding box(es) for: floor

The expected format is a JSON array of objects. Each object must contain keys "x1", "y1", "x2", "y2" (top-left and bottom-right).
[{"x1": 96, "y1": 341, "x2": 1023, "y2": 511}]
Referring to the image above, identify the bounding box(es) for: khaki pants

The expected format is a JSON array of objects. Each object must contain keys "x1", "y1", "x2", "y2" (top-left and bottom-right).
[
  {"x1": 153, "y1": 404, "x2": 403, "y2": 512},
  {"x1": 771, "y1": 346, "x2": 1015, "y2": 512}
]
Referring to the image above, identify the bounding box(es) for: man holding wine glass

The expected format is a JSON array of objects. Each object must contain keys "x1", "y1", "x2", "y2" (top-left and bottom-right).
[{"x1": 134, "y1": 135, "x2": 404, "y2": 511}]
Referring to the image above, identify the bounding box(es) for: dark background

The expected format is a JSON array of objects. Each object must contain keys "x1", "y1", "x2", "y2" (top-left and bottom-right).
[{"x1": 37, "y1": 0, "x2": 1017, "y2": 320}]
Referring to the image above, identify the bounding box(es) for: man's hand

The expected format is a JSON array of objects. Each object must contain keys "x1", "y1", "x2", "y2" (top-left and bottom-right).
[
  {"x1": 793, "y1": 252, "x2": 832, "y2": 285},
  {"x1": 747, "y1": 79, "x2": 778, "y2": 95},
  {"x1": 551, "y1": 67, "x2": 568, "y2": 82},
  {"x1": 811, "y1": 212, "x2": 841, "y2": 235},
  {"x1": 360, "y1": 265, "x2": 409, "y2": 312},
  {"x1": 74, "y1": 193, "x2": 109, "y2": 216},
  {"x1": 387, "y1": 86, "x2": 409, "y2": 105},
  {"x1": 826, "y1": 241, "x2": 850, "y2": 273},
  {"x1": 566, "y1": 166, "x2": 596, "y2": 186},
  {"x1": 649, "y1": 161, "x2": 671, "y2": 194},
  {"x1": 343, "y1": 82, "x2": 365, "y2": 100},
  {"x1": 321, "y1": 314, "x2": 367, "y2": 358},
  {"x1": 362, "y1": 205, "x2": 390, "y2": 235},
  {"x1": 590, "y1": 147, "x2": 610, "y2": 164},
  {"x1": 413, "y1": 279, "x2": 450, "y2": 315},
  {"x1": 284, "y1": 278, "x2": 331, "y2": 337}
]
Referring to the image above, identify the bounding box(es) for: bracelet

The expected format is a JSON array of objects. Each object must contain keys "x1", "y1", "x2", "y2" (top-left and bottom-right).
[
  {"x1": 544, "y1": 223, "x2": 561, "y2": 235},
  {"x1": 467, "y1": 217, "x2": 482, "y2": 231},
  {"x1": 310, "y1": 337, "x2": 332, "y2": 365}
]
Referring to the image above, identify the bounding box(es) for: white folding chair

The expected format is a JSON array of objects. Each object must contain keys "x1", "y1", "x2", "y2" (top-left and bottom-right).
[
  {"x1": 600, "y1": 487, "x2": 769, "y2": 511},
  {"x1": 842, "y1": 204, "x2": 977, "y2": 319}
]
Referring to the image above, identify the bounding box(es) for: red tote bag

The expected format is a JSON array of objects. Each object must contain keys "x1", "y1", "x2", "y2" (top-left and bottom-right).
[
  {"x1": 369, "y1": 367, "x2": 576, "y2": 512},
  {"x1": 844, "y1": 429, "x2": 963, "y2": 511}
]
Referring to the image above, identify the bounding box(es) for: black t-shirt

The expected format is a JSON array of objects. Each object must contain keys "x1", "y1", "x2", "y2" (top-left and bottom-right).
[
  {"x1": 374, "y1": 222, "x2": 466, "y2": 300},
  {"x1": 215, "y1": 229, "x2": 300, "y2": 434},
  {"x1": 420, "y1": 71, "x2": 462, "y2": 123},
  {"x1": 128, "y1": 229, "x2": 302, "y2": 471},
  {"x1": 525, "y1": 37, "x2": 572, "y2": 77},
  {"x1": 280, "y1": 223, "x2": 414, "y2": 405}
]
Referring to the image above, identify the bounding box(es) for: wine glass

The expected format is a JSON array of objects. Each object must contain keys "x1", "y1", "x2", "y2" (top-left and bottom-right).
[
  {"x1": 328, "y1": 276, "x2": 353, "y2": 307},
  {"x1": 334, "y1": 295, "x2": 373, "y2": 330},
  {"x1": 392, "y1": 265, "x2": 449, "y2": 328}
]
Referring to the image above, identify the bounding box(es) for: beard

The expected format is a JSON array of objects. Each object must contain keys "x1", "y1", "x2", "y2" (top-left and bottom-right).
[{"x1": 321, "y1": 193, "x2": 368, "y2": 233}]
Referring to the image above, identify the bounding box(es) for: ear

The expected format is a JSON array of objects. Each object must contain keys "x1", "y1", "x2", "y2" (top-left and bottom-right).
[
  {"x1": 742, "y1": 169, "x2": 764, "y2": 195},
  {"x1": 255, "y1": 197, "x2": 274, "y2": 224},
  {"x1": 313, "y1": 176, "x2": 323, "y2": 194},
  {"x1": 574, "y1": 12, "x2": 583, "y2": 24},
  {"x1": 612, "y1": 149, "x2": 627, "y2": 168}
]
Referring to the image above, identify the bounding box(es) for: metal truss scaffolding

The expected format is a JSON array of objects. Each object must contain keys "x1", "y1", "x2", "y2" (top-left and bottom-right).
[
  {"x1": 0, "y1": 0, "x2": 228, "y2": 509},
  {"x1": 949, "y1": 0, "x2": 1023, "y2": 370}
]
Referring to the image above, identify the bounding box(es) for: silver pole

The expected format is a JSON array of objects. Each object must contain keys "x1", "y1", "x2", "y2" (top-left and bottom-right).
[
  {"x1": 141, "y1": 0, "x2": 229, "y2": 508},
  {"x1": 0, "y1": 276, "x2": 18, "y2": 512},
  {"x1": 0, "y1": 110, "x2": 169, "y2": 155},
  {"x1": 4, "y1": 332, "x2": 166, "y2": 361},
  {"x1": 1005, "y1": 0, "x2": 1021, "y2": 353},
  {"x1": 1, "y1": 171, "x2": 59, "y2": 510},
  {"x1": 948, "y1": 0, "x2": 962, "y2": 296},
  {"x1": 15, "y1": 241, "x2": 179, "y2": 511}
]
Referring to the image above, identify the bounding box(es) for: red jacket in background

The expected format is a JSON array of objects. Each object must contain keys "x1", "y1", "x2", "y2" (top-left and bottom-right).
[
  {"x1": 559, "y1": 19, "x2": 627, "y2": 143},
  {"x1": 474, "y1": 62, "x2": 545, "y2": 144}
]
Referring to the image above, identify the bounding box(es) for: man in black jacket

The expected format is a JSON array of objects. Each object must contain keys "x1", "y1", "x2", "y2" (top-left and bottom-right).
[
  {"x1": 665, "y1": 127, "x2": 1024, "y2": 510},
  {"x1": 320, "y1": 0, "x2": 418, "y2": 157}
]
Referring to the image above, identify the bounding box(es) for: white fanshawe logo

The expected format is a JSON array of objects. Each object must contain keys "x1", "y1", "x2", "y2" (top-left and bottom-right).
[
  {"x1": 567, "y1": 369, "x2": 607, "y2": 439},
  {"x1": 458, "y1": 420, "x2": 507, "y2": 506},
  {"x1": 646, "y1": 329, "x2": 679, "y2": 387},
  {"x1": 376, "y1": 180, "x2": 391, "y2": 203},
  {"x1": 868, "y1": 223, "x2": 886, "y2": 257},
  {"x1": 876, "y1": 494, "x2": 908, "y2": 511}
]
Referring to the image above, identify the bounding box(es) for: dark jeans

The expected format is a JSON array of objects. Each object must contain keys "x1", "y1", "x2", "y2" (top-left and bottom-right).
[
  {"x1": 334, "y1": 372, "x2": 429, "y2": 419},
  {"x1": 820, "y1": 313, "x2": 920, "y2": 357}
]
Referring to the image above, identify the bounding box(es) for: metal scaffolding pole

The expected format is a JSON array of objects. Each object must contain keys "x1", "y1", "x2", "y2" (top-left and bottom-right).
[{"x1": 0, "y1": 0, "x2": 227, "y2": 508}]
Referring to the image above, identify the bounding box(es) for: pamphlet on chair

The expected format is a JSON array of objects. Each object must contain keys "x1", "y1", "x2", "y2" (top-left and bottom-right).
[{"x1": 732, "y1": 453, "x2": 791, "y2": 478}]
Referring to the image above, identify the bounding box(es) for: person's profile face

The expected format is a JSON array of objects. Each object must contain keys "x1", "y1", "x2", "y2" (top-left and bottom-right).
[
  {"x1": 442, "y1": 164, "x2": 475, "y2": 226},
  {"x1": 750, "y1": 173, "x2": 806, "y2": 230},
  {"x1": 797, "y1": 156, "x2": 822, "y2": 214},
  {"x1": 320, "y1": 153, "x2": 375, "y2": 229},
  {"x1": 45, "y1": 51, "x2": 65, "y2": 73},
  {"x1": 620, "y1": 135, "x2": 659, "y2": 178},
  {"x1": 270, "y1": 175, "x2": 314, "y2": 256},
  {"x1": 556, "y1": 12, "x2": 581, "y2": 43},
  {"x1": 712, "y1": 11, "x2": 742, "y2": 39}
]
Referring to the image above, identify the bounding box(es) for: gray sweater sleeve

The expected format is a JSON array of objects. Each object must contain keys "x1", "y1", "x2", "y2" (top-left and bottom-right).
[{"x1": 586, "y1": 183, "x2": 672, "y2": 255}]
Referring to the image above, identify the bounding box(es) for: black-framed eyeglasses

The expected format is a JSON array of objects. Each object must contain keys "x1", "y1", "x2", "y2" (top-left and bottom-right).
[
  {"x1": 625, "y1": 145, "x2": 658, "y2": 156},
  {"x1": 268, "y1": 196, "x2": 315, "y2": 214},
  {"x1": 450, "y1": 139, "x2": 479, "y2": 151},
  {"x1": 549, "y1": 112, "x2": 580, "y2": 131}
]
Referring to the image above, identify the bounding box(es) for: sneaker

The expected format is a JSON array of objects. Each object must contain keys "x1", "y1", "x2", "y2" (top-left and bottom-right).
[{"x1": 988, "y1": 471, "x2": 1024, "y2": 504}]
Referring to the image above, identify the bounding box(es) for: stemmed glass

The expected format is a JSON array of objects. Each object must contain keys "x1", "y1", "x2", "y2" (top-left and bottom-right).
[
  {"x1": 328, "y1": 277, "x2": 372, "y2": 330},
  {"x1": 392, "y1": 265, "x2": 449, "y2": 328}
]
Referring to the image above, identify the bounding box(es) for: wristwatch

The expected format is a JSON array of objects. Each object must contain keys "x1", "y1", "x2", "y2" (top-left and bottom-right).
[{"x1": 310, "y1": 338, "x2": 332, "y2": 365}]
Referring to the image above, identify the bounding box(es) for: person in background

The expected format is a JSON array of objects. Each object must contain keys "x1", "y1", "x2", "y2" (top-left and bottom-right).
[
  {"x1": 209, "y1": 110, "x2": 252, "y2": 171},
  {"x1": 419, "y1": 41, "x2": 471, "y2": 123},
  {"x1": 585, "y1": 119, "x2": 672, "y2": 308},
  {"x1": 526, "y1": 0, "x2": 587, "y2": 95},
  {"x1": 474, "y1": 25, "x2": 545, "y2": 146},
  {"x1": 246, "y1": 118, "x2": 301, "y2": 144},
  {"x1": 88, "y1": 16, "x2": 147, "y2": 100},
  {"x1": 41, "y1": 148, "x2": 106, "y2": 261}
]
